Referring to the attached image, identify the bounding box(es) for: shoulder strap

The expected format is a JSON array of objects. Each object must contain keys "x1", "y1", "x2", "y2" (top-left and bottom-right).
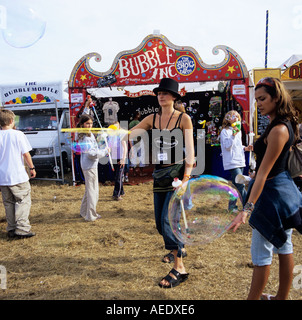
[
  {"x1": 153, "y1": 113, "x2": 157, "y2": 129},
  {"x1": 174, "y1": 112, "x2": 184, "y2": 128}
]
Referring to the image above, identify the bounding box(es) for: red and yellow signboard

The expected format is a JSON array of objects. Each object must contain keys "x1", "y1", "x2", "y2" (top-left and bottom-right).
[
  {"x1": 69, "y1": 34, "x2": 249, "y2": 88},
  {"x1": 68, "y1": 34, "x2": 251, "y2": 132}
]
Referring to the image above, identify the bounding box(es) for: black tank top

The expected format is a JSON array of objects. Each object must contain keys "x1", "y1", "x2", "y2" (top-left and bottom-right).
[
  {"x1": 254, "y1": 120, "x2": 294, "y2": 178},
  {"x1": 152, "y1": 112, "x2": 185, "y2": 168}
]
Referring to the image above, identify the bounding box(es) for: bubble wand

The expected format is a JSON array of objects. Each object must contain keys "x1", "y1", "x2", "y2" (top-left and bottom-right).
[
  {"x1": 172, "y1": 178, "x2": 189, "y2": 234},
  {"x1": 87, "y1": 95, "x2": 114, "y2": 171}
]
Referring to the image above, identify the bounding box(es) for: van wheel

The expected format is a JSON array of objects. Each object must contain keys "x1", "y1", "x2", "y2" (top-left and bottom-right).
[
  {"x1": 53, "y1": 165, "x2": 60, "y2": 174},
  {"x1": 53, "y1": 154, "x2": 69, "y2": 174}
]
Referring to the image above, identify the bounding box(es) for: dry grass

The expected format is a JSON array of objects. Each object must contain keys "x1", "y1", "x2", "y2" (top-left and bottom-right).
[{"x1": 0, "y1": 177, "x2": 302, "y2": 300}]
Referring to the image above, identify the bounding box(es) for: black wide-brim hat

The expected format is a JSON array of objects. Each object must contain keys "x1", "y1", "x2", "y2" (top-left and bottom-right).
[{"x1": 153, "y1": 78, "x2": 181, "y2": 99}]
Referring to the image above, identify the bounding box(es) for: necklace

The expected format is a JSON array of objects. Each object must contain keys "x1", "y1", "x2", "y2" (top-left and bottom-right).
[{"x1": 159, "y1": 110, "x2": 175, "y2": 130}]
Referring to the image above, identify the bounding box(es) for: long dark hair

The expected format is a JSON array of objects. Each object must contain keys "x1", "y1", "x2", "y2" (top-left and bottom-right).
[
  {"x1": 255, "y1": 77, "x2": 299, "y2": 142},
  {"x1": 76, "y1": 114, "x2": 93, "y2": 140}
]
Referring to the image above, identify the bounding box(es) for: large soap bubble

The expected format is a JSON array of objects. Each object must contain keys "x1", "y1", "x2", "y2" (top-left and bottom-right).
[
  {"x1": 168, "y1": 175, "x2": 242, "y2": 246},
  {"x1": 2, "y1": 2, "x2": 46, "y2": 48},
  {"x1": 62, "y1": 127, "x2": 129, "y2": 155}
]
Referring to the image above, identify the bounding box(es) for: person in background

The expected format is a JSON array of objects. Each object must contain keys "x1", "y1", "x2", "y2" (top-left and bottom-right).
[
  {"x1": 0, "y1": 109, "x2": 36, "y2": 239},
  {"x1": 76, "y1": 114, "x2": 109, "y2": 221},
  {"x1": 174, "y1": 100, "x2": 186, "y2": 113},
  {"x1": 129, "y1": 111, "x2": 141, "y2": 129},
  {"x1": 108, "y1": 121, "x2": 127, "y2": 200},
  {"x1": 220, "y1": 110, "x2": 252, "y2": 206},
  {"x1": 129, "y1": 111, "x2": 146, "y2": 178},
  {"x1": 228, "y1": 77, "x2": 302, "y2": 300},
  {"x1": 124, "y1": 111, "x2": 141, "y2": 183}
]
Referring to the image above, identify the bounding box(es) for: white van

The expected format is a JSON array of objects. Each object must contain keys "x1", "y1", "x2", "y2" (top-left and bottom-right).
[{"x1": 0, "y1": 82, "x2": 72, "y2": 174}]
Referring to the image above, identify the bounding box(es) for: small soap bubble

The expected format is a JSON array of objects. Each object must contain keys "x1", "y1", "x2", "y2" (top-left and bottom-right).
[{"x1": 2, "y1": 1, "x2": 46, "y2": 48}]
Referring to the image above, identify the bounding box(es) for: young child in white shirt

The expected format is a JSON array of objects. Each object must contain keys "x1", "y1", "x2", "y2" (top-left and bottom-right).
[
  {"x1": 0, "y1": 109, "x2": 36, "y2": 239},
  {"x1": 220, "y1": 110, "x2": 253, "y2": 205}
]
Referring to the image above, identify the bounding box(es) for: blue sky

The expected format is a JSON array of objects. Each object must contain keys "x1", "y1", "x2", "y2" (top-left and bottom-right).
[{"x1": 0, "y1": 0, "x2": 301, "y2": 85}]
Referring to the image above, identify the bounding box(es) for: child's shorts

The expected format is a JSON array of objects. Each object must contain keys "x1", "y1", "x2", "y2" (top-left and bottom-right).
[{"x1": 251, "y1": 228, "x2": 293, "y2": 266}]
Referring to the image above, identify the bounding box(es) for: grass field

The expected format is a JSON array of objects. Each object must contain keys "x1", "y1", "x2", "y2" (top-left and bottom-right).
[{"x1": 0, "y1": 177, "x2": 302, "y2": 300}]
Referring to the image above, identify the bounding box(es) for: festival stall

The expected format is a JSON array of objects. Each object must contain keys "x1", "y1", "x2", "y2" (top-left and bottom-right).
[
  {"x1": 252, "y1": 68, "x2": 281, "y2": 137},
  {"x1": 252, "y1": 57, "x2": 302, "y2": 137},
  {"x1": 68, "y1": 33, "x2": 253, "y2": 183},
  {"x1": 281, "y1": 58, "x2": 302, "y2": 121}
]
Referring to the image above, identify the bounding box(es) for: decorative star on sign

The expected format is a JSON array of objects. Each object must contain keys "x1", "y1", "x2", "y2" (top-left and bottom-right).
[
  {"x1": 179, "y1": 87, "x2": 187, "y2": 97},
  {"x1": 227, "y1": 66, "x2": 235, "y2": 74},
  {"x1": 80, "y1": 75, "x2": 87, "y2": 80}
]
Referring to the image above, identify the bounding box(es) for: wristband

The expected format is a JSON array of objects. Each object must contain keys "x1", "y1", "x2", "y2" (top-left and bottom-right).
[
  {"x1": 243, "y1": 202, "x2": 254, "y2": 217},
  {"x1": 183, "y1": 174, "x2": 191, "y2": 179},
  {"x1": 30, "y1": 167, "x2": 35, "y2": 170}
]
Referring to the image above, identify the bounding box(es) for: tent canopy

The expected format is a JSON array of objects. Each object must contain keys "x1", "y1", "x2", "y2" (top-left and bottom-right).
[
  {"x1": 279, "y1": 54, "x2": 302, "y2": 69},
  {"x1": 87, "y1": 81, "x2": 220, "y2": 98}
]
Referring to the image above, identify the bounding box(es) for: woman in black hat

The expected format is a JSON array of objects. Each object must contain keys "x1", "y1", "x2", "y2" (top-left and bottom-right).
[{"x1": 130, "y1": 78, "x2": 195, "y2": 288}]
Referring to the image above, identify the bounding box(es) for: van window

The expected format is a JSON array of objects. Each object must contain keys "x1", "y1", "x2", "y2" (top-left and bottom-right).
[
  {"x1": 62, "y1": 112, "x2": 70, "y2": 129},
  {"x1": 13, "y1": 108, "x2": 63, "y2": 131}
]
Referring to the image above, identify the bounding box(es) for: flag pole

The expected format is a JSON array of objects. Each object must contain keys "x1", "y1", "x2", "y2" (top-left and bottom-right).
[{"x1": 265, "y1": 10, "x2": 269, "y2": 68}]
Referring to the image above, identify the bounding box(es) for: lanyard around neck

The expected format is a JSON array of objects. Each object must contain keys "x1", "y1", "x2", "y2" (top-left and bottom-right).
[{"x1": 159, "y1": 110, "x2": 175, "y2": 130}]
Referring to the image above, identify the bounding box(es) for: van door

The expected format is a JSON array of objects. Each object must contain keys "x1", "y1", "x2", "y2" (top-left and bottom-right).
[{"x1": 58, "y1": 110, "x2": 72, "y2": 170}]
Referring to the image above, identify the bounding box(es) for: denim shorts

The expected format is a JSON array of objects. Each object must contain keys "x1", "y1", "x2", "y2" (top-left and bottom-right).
[{"x1": 251, "y1": 228, "x2": 293, "y2": 266}]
